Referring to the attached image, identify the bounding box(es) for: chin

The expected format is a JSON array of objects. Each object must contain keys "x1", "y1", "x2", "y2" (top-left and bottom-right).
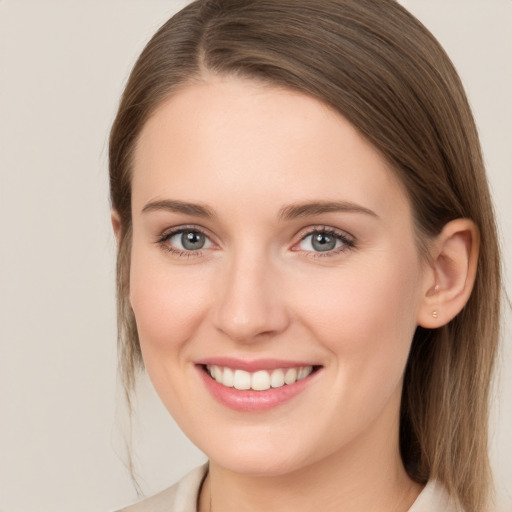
[
  {"x1": 211, "y1": 452, "x2": 305, "y2": 477},
  {"x1": 199, "y1": 431, "x2": 319, "y2": 477}
]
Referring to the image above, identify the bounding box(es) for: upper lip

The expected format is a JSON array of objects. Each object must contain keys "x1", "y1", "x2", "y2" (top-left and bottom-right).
[{"x1": 195, "y1": 357, "x2": 320, "y2": 372}]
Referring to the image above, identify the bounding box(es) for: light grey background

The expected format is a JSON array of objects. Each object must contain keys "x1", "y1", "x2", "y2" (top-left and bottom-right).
[{"x1": 0, "y1": 1, "x2": 510, "y2": 511}]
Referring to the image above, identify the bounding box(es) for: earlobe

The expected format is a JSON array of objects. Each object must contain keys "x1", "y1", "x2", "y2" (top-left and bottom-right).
[
  {"x1": 417, "y1": 218, "x2": 479, "y2": 329},
  {"x1": 111, "y1": 210, "x2": 122, "y2": 243}
]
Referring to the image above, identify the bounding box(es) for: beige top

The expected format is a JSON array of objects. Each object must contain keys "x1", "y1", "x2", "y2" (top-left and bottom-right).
[{"x1": 117, "y1": 464, "x2": 462, "y2": 512}]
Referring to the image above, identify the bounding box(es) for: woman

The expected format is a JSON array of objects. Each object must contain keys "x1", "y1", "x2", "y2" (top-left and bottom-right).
[{"x1": 109, "y1": 1, "x2": 501, "y2": 511}]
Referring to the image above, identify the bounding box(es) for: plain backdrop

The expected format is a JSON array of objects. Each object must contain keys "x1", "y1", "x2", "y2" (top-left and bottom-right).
[{"x1": 0, "y1": 1, "x2": 510, "y2": 511}]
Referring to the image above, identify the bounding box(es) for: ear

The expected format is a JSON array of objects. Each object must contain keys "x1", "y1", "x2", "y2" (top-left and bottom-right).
[
  {"x1": 417, "y1": 218, "x2": 479, "y2": 328},
  {"x1": 111, "y1": 210, "x2": 122, "y2": 243}
]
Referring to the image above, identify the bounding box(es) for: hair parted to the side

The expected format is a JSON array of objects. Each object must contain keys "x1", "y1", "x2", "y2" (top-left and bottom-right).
[{"x1": 109, "y1": 1, "x2": 501, "y2": 510}]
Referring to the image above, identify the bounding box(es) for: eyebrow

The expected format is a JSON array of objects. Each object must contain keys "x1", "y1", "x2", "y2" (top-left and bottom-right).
[
  {"x1": 278, "y1": 201, "x2": 378, "y2": 220},
  {"x1": 142, "y1": 199, "x2": 215, "y2": 218},
  {"x1": 141, "y1": 199, "x2": 378, "y2": 220}
]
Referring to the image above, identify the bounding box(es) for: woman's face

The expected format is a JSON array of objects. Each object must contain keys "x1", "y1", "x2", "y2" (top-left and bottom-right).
[{"x1": 128, "y1": 77, "x2": 430, "y2": 476}]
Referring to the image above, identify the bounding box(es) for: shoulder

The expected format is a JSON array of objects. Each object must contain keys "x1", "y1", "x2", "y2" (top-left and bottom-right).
[
  {"x1": 115, "y1": 464, "x2": 208, "y2": 512},
  {"x1": 409, "y1": 479, "x2": 464, "y2": 512}
]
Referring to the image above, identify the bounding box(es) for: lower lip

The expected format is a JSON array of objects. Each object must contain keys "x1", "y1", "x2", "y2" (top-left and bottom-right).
[{"x1": 197, "y1": 366, "x2": 319, "y2": 412}]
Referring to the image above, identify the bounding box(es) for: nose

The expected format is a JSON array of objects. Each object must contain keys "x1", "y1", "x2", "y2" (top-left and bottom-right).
[{"x1": 213, "y1": 250, "x2": 290, "y2": 343}]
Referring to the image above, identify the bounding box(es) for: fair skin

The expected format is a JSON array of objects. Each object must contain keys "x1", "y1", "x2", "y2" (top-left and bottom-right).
[{"x1": 113, "y1": 76, "x2": 478, "y2": 512}]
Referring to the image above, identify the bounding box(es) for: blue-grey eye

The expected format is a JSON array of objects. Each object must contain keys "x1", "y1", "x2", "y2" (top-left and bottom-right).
[
  {"x1": 168, "y1": 230, "x2": 211, "y2": 251},
  {"x1": 298, "y1": 230, "x2": 345, "y2": 252},
  {"x1": 182, "y1": 231, "x2": 205, "y2": 250}
]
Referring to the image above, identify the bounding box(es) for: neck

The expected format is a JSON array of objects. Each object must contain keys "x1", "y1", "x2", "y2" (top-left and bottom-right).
[{"x1": 199, "y1": 415, "x2": 422, "y2": 512}]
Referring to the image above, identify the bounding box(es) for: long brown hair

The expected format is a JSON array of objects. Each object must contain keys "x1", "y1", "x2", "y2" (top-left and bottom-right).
[{"x1": 109, "y1": 1, "x2": 501, "y2": 510}]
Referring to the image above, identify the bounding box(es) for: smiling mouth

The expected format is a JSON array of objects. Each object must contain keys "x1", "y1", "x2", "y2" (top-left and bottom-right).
[{"x1": 203, "y1": 364, "x2": 319, "y2": 391}]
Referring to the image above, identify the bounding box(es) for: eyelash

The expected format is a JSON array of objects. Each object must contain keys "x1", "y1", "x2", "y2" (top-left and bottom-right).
[
  {"x1": 294, "y1": 226, "x2": 356, "y2": 258},
  {"x1": 156, "y1": 225, "x2": 356, "y2": 259},
  {"x1": 156, "y1": 225, "x2": 213, "y2": 258}
]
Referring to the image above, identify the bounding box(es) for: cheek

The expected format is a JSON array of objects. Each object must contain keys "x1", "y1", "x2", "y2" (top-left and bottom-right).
[
  {"x1": 296, "y1": 251, "x2": 422, "y2": 378},
  {"x1": 128, "y1": 246, "x2": 210, "y2": 358},
  {"x1": 291, "y1": 254, "x2": 423, "y2": 443}
]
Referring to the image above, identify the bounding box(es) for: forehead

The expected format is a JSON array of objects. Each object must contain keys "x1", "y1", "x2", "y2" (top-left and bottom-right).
[{"x1": 132, "y1": 77, "x2": 411, "y2": 222}]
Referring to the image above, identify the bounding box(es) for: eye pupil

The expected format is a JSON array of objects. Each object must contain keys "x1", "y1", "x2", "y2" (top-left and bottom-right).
[
  {"x1": 312, "y1": 232, "x2": 336, "y2": 252},
  {"x1": 181, "y1": 231, "x2": 205, "y2": 250}
]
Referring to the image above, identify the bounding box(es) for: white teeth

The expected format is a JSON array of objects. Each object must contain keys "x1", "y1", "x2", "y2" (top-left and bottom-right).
[
  {"x1": 270, "y1": 368, "x2": 285, "y2": 388},
  {"x1": 284, "y1": 367, "x2": 297, "y2": 385},
  {"x1": 206, "y1": 365, "x2": 314, "y2": 391},
  {"x1": 233, "y1": 369, "x2": 251, "y2": 390},
  {"x1": 297, "y1": 367, "x2": 310, "y2": 380},
  {"x1": 213, "y1": 365, "x2": 223, "y2": 382},
  {"x1": 251, "y1": 370, "x2": 271, "y2": 391},
  {"x1": 222, "y1": 367, "x2": 234, "y2": 387}
]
